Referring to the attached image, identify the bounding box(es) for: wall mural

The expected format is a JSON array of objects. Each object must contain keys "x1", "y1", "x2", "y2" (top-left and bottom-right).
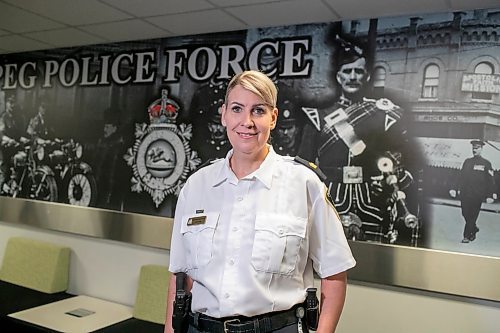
[{"x1": 0, "y1": 8, "x2": 499, "y2": 258}]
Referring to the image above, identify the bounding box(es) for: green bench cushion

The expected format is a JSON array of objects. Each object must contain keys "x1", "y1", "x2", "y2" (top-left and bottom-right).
[
  {"x1": 133, "y1": 264, "x2": 171, "y2": 325},
  {"x1": 0, "y1": 237, "x2": 70, "y2": 293}
]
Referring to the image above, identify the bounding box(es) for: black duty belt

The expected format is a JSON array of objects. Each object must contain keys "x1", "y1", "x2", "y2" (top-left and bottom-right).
[{"x1": 188, "y1": 306, "x2": 300, "y2": 333}]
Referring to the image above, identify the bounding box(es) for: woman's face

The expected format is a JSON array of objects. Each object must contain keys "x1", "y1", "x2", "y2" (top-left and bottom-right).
[{"x1": 221, "y1": 84, "x2": 277, "y2": 159}]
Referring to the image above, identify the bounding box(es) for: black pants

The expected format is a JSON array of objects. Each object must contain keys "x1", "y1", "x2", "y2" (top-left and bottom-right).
[{"x1": 461, "y1": 196, "x2": 482, "y2": 239}]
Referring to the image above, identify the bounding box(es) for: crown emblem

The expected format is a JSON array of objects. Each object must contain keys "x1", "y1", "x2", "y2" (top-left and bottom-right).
[{"x1": 148, "y1": 89, "x2": 180, "y2": 124}]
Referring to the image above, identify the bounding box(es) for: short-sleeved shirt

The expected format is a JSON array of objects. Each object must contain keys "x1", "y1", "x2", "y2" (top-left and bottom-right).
[{"x1": 169, "y1": 147, "x2": 356, "y2": 318}]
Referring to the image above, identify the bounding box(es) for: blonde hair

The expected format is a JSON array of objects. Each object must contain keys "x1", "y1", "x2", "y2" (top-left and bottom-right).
[{"x1": 225, "y1": 70, "x2": 277, "y2": 108}]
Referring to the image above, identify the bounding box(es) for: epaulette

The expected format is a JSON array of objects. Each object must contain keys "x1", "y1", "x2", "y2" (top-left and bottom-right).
[{"x1": 293, "y1": 156, "x2": 327, "y2": 182}]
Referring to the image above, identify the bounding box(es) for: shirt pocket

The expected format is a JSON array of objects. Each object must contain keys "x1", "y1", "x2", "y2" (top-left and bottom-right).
[
  {"x1": 251, "y1": 213, "x2": 307, "y2": 275},
  {"x1": 180, "y1": 212, "x2": 220, "y2": 269}
]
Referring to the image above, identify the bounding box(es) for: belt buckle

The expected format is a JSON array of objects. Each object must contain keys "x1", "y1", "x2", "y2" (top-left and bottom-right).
[
  {"x1": 343, "y1": 166, "x2": 363, "y2": 184},
  {"x1": 223, "y1": 319, "x2": 240, "y2": 333}
]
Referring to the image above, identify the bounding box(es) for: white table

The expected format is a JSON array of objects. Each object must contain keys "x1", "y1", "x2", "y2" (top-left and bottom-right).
[{"x1": 8, "y1": 295, "x2": 133, "y2": 332}]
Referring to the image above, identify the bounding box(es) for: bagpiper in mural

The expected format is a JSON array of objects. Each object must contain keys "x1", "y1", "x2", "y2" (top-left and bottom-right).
[{"x1": 298, "y1": 34, "x2": 420, "y2": 245}]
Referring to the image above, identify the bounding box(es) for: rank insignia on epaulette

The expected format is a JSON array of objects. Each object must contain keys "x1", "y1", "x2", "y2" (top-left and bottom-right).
[{"x1": 294, "y1": 156, "x2": 327, "y2": 182}]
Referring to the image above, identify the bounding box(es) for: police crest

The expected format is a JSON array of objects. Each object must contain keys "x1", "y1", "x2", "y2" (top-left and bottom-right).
[{"x1": 124, "y1": 89, "x2": 201, "y2": 207}]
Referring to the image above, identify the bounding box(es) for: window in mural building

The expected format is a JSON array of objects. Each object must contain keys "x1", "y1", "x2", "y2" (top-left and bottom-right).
[
  {"x1": 422, "y1": 64, "x2": 440, "y2": 98},
  {"x1": 472, "y1": 61, "x2": 494, "y2": 100},
  {"x1": 372, "y1": 66, "x2": 386, "y2": 97}
]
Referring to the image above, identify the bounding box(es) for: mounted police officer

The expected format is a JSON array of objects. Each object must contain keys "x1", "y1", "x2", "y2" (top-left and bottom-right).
[
  {"x1": 27, "y1": 97, "x2": 53, "y2": 139},
  {"x1": 298, "y1": 36, "x2": 417, "y2": 243},
  {"x1": 0, "y1": 93, "x2": 26, "y2": 191},
  {"x1": 1, "y1": 93, "x2": 25, "y2": 141}
]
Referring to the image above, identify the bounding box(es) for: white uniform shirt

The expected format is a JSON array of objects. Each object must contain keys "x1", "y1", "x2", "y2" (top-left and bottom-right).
[{"x1": 169, "y1": 147, "x2": 355, "y2": 318}]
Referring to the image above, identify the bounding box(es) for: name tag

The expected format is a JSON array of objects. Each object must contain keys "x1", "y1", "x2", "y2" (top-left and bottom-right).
[
  {"x1": 187, "y1": 216, "x2": 207, "y2": 226},
  {"x1": 473, "y1": 165, "x2": 485, "y2": 171}
]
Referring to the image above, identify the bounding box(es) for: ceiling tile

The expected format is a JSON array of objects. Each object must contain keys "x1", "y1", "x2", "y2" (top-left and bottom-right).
[
  {"x1": 324, "y1": 0, "x2": 449, "y2": 20},
  {"x1": 80, "y1": 19, "x2": 171, "y2": 42},
  {"x1": 146, "y1": 9, "x2": 246, "y2": 36},
  {"x1": 3, "y1": 0, "x2": 132, "y2": 25},
  {"x1": 210, "y1": 0, "x2": 283, "y2": 6},
  {"x1": 0, "y1": 2, "x2": 63, "y2": 33},
  {"x1": 0, "y1": 0, "x2": 497, "y2": 56},
  {"x1": 0, "y1": 35, "x2": 52, "y2": 53},
  {"x1": 449, "y1": 0, "x2": 500, "y2": 11},
  {"x1": 24, "y1": 28, "x2": 106, "y2": 47},
  {"x1": 101, "y1": 0, "x2": 214, "y2": 17},
  {"x1": 226, "y1": 0, "x2": 338, "y2": 27}
]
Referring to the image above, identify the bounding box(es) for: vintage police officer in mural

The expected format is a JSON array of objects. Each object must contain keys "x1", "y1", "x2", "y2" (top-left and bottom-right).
[
  {"x1": 0, "y1": 93, "x2": 26, "y2": 191},
  {"x1": 255, "y1": 46, "x2": 305, "y2": 156},
  {"x1": 93, "y1": 110, "x2": 127, "y2": 210},
  {"x1": 272, "y1": 99, "x2": 303, "y2": 156},
  {"x1": 450, "y1": 140, "x2": 496, "y2": 243},
  {"x1": 189, "y1": 79, "x2": 231, "y2": 165},
  {"x1": 26, "y1": 97, "x2": 54, "y2": 139},
  {"x1": 0, "y1": 93, "x2": 25, "y2": 141},
  {"x1": 298, "y1": 36, "x2": 418, "y2": 244}
]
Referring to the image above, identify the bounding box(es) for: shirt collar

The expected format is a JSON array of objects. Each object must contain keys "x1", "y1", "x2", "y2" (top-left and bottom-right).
[
  {"x1": 211, "y1": 151, "x2": 232, "y2": 187},
  {"x1": 211, "y1": 146, "x2": 277, "y2": 189},
  {"x1": 248, "y1": 146, "x2": 276, "y2": 189}
]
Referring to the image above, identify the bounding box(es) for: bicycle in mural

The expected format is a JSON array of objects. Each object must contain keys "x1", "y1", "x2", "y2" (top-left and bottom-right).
[{"x1": 41, "y1": 138, "x2": 98, "y2": 207}]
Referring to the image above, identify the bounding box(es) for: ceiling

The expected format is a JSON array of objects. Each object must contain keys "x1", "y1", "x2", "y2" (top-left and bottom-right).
[{"x1": 0, "y1": 0, "x2": 498, "y2": 55}]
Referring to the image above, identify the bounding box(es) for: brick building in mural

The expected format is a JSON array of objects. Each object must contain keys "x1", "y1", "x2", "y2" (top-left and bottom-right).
[{"x1": 353, "y1": 9, "x2": 500, "y2": 197}]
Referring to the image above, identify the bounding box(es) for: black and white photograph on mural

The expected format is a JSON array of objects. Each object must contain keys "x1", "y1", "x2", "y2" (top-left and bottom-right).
[
  {"x1": 0, "y1": 8, "x2": 499, "y2": 257},
  {"x1": 358, "y1": 9, "x2": 500, "y2": 257},
  {"x1": 296, "y1": 24, "x2": 424, "y2": 248}
]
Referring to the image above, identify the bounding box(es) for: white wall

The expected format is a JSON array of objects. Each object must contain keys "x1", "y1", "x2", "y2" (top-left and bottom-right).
[
  {"x1": 1, "y1": 221, "x2": 500, "y2": 332},
  {"x1": 338, "y1": 283, "x2": 500, "y2": 333}
]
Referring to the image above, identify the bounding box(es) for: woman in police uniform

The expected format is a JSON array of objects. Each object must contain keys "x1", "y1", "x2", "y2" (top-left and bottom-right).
[{"x1": 165, "y1": 70, "x2": 355, "y2": 333}]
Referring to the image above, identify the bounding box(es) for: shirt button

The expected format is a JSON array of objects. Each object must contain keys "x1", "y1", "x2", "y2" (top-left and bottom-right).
[
  {"x1": 224, "y1": 293, "x2": 230, "y2": 299},
  {"x1": 232, "y1": 227, "x2": 238, "y2": 232},
  {"x1": 229, "y1": 259, "x2": 235, "y2": 265},
  {"x1": 279, "y1": 229, "x2": 284, "y2": 235}
]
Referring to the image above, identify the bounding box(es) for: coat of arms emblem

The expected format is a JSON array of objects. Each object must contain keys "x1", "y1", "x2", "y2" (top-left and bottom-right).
[{"x1": 124, "y1": 89, "x2": 201, "y2": 207}]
